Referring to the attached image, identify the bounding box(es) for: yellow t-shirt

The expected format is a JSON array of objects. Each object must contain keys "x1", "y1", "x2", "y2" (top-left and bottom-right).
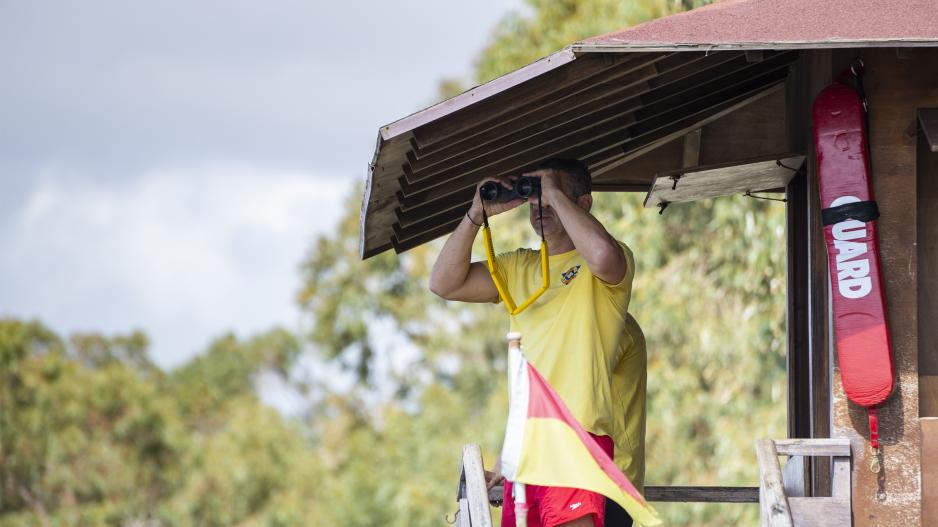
[{"x1": 495, "y1": 242, "x2": 646, "y2": 491}]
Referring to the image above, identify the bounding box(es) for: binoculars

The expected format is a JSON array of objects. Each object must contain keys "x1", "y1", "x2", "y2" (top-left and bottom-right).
[{"x1": 479, "y1": 176, "x2": 541, "y2": 203}]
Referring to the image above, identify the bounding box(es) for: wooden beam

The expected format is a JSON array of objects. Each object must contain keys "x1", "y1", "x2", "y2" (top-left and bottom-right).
[
  {"x1": 395, "y1": 190, "x2": 470, "y2": 228},
  {"x1": 375, "y1": 54, "x2": 795, "y2": 256},
  {"x1": 783, "y1": 51, "x2": 812, "y2": 449},
  {"x1": 643, "y1": 155, "x2": 803, "y2": 208},
  {"x1": 390, "y1": 80, "x2": 791, "y2": 252},
  {"x1": 411, "y1": 52, "x2": 739, "y2": 162},
  {"x1": 489, "y1": 485, "x2": 760, "y2": 504},
  {"x1": 628, "y1": 60, "x2": 791, "y2": 137},
  {"x1": 571, "y1": 40, "x2": 938, "y2": 54},
  {"x1": 788, "y1": 498, "x2": 851, "y2": 526},
  {"x1": 773, "y1": 438, "x2": 851, "y2": 457},
  {"x1": 831, "y1": 455, "x2": 851, "y2": 499},
  {"x1": 396, "y1": 75, "x2": 789, "y2": 222},
  {"x1": 590, "y1": 81, "x2": 787, "y2": 174},
  {"x1": 919, "y1": 110, "x2": 938, "y2": 417},
  {"x1": 397, "y1": 78, "x2": 788, "y2": 223},
  {"x1": 802, "y1": 49, "x2": 833, "y2": 500},
  {"x1": 919, "y1": 108, "x2": 938, "y2": 152},
  {"x1": 755, "y1": 439, "x2": 794, "y2": 527},
  {"x1": 595, "y1": 87, "x2": 789, "y2": 183},
  {"x1": 381, "y1": 48, "x2": 578, "y2": 141},
  {"x1": 460, "y1": 445, "x2": 493, "y2": 527},
  {"x1": 405, "y1": 71, "x2": 653, "y2": 179},
  {"x1": 399, "y1": 54, "x2": 795, "y2": 200},
  {"x1": 392, "y1": 216, "x2": 462, "y2": 254},
  {"x1": 361, "y1": 131, "x2": 420, "y2": 257},
  {"x1": 411, "y1": 53, "x2": 687, "y2": 160},
  {"x1": 393, "y1": 205, "x2": 467, "y2": 240},
  {"x1": 922, "y1": 418, "x2": 938, "y2": 521},
  {"x1": 644, "y1": 486, "x2": 759, "y2": 503},
  {"x1": 786, "y1": 169, "x2": 812, "y2": 440},
  {"x1": 407, "y1": 52, "x2": 773, "y2": 180},
  {"x1": 591, "y1": 138, "x2": 683, "y2": 182},
  {"x1": 682, "y1": 128, "x2": 702, "y2": 168},
  {"x1": 781, "y1": 455, "x2": 806, "y2": 498},
  {"x1": 411, "y1": 52, "x2": 647, "y2": 149},
  {"x1": 397, "y1": 80, "x2": 781, "y2": 233}
]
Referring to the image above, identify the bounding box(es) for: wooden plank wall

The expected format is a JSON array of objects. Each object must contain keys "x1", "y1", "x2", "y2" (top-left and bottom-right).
[
  {"x1": 826, "y1": 47, "x2": 938, "y2": 527},
  {"x1": 922, "y1": 419, "x2": 938, "y2": 522}
]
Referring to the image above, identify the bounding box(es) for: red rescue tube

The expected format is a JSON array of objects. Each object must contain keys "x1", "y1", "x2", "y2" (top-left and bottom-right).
[{"x1": 812, "y1": 83, "x2": 894, "y2": 416}]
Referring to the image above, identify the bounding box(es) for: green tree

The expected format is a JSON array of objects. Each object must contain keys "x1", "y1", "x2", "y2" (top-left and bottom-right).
[
  {"x1": 0, "y1": 319, "x2": 182, "y2": 526},
  {"x1": 0, "y1": 321, "x2": 317, "y2": 527}
]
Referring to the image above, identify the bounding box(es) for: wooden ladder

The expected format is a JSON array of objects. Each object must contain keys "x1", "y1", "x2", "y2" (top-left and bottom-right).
[{"x1": 755, "y1": 438, "x2": 852, "y2": 527}]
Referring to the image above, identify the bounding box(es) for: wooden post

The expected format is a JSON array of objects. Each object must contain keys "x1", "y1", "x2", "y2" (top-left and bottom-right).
[
  {"x1": 462, "y1": 444, "x2": 493, "y2": 527},
  {"x1": 756, "y1": 439, "x2": 794, "y2": 527}
]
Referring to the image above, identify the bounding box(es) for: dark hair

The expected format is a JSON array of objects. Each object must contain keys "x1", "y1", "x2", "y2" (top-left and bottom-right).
[{"x1": 537, "y1": 158, "x2": 591, "y2": 197}]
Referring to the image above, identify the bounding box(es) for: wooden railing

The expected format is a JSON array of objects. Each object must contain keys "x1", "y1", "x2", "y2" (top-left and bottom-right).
[
  {"x1": 455, "y1": 438, "x2": 852, "y2": 526},
  {"x1": 455, "y1": 446, "x2": 762, "y2": 526},
  {"x1": 756, "y1": 438, "x2": 852, "y2": 527}
]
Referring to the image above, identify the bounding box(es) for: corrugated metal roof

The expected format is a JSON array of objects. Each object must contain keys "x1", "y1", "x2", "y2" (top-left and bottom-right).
[{"x1": 577, "y1": 0, "x2": 938, "y2": 51}]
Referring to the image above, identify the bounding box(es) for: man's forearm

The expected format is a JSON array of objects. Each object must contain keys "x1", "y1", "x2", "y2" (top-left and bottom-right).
[
  {"x1": 549, "y1": 191, "x2": 626, "y2": 282},
  {"x1": 429, "y1": 213, "x2": 481, "y2": 297}
]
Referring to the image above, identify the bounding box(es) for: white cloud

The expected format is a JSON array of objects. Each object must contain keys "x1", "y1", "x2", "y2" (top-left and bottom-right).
[
  {"x1": 0, "y1": 0, "x2": 528, "y2": 373},
  {"x1": 1, "y1": 164, "x2": 350, "y2": 368}
]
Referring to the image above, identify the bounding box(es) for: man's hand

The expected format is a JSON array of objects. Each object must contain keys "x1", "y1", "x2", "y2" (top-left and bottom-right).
[
  {"x1": 467, "y1": 177, "x2": 525, "y2": 224},
  {"x1": 429, "y1": 176, "x2": 523, "y2": 303},
  {"x1": 485, "y1": 458, "x2": 504, "y2": 491},
  {"x1": 522, "y1": 168, "x2": 566, "y2": 208}
]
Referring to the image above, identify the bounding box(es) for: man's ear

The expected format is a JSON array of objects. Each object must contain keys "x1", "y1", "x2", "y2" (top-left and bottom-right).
[{"x1": 578, "y1": 194, "x2": 593, "y2": 211}]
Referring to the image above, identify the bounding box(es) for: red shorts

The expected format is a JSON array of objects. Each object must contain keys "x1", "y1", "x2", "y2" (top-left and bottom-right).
[{"x1": 501, "y1": 434, "x2": 613, "y2": 527}]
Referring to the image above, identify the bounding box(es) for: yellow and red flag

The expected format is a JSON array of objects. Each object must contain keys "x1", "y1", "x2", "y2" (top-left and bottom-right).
[{"x1": 500, "y1": 337, "x2": 661, "y2": 526}]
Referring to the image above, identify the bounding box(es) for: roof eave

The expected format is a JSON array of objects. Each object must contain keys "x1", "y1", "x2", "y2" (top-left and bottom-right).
[
  {"x1": 378, "y1": 47, "x2": 578, "y2": 141},
  {"x1": 573, "y1": 39, "x2": 938, "y2": 53}
]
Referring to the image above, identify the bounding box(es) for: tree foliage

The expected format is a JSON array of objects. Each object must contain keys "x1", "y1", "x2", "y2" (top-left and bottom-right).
[{"x1": 0, "y1": 320, "x2": 313, "y2": 526}]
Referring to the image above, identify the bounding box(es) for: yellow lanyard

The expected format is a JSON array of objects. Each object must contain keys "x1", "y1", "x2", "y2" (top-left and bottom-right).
[{"x1": 479, "y1": 198, "x2": 549, "y2": 316}]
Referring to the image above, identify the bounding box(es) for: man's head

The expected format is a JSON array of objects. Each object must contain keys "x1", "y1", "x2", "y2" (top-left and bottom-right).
[{"x1": 529, "y1": 158, "x2": 592, "y2": 237}]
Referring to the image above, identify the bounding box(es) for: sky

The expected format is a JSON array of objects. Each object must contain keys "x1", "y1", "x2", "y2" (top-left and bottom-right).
[{"x1": 0, "y1": 0, "x2": 526, "y2": 369}]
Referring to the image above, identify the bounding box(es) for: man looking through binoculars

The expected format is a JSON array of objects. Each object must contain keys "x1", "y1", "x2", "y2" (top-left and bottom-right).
[{"x1": 429, "y1": 159, "x2": 646, "y2": 527}]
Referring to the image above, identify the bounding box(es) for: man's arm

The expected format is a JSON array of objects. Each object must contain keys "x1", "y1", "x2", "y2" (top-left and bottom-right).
[
  {"x1": 429, "y1": 178, "x2": 523, "y2": 302},
  {"x1": 539, "y1": 170, "x2": 627, "y2": 284},
  {"x1": 428, "y1": 215, "x2": 499, "y2": 302}
]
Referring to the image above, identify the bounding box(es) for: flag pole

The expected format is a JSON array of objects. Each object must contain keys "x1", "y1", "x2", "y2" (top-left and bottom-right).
[
  {"x1": 514, "y1": 482, "x2": 528, "y2": 527},
  {"x1": 506, "y1": 332, "x2": 528, "y2": 527}
]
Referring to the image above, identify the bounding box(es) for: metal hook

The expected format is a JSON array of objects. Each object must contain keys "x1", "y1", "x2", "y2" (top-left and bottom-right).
[
  {"x1": 670, "y1": 174, "x2": 681, "y2": 190},
  {"x1": 776, "y1": 159, "x2": 802, "y2": 174},
  {"x1": 744, "y1": 190, "x2": 787, "y2": 203},
  {"x1": 869, "y1": 444, "x2": 882, "y2": 474},
  {"x1": 850, "y1": 57, "x2": 865, "y2": 77},
  {"x1": 658, "y1": 201, "x2": 670, "y2": 215}
]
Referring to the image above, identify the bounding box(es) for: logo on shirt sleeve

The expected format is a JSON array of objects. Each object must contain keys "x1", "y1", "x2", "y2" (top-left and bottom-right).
[{"x1": 560, "y1": 264, "x2": 581, "y2": 285}]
